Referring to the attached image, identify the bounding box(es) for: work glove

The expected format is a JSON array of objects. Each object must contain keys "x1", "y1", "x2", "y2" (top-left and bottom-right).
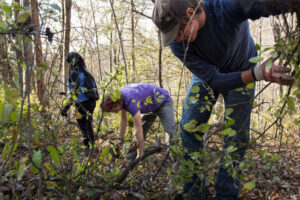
[{"x1": 253, "y1": 61, "x2": 295, "y2": 86}]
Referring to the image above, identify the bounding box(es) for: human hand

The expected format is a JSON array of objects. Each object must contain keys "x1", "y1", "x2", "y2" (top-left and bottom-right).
[
  {"x1": 253, "y1": 61, "x2": 295, "y2": 86},
  {"x1": 136, "y1": 148, "x2": 144, "y2": 160}
]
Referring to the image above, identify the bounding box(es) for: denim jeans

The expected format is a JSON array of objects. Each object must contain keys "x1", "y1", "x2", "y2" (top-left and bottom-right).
[
  {"x1": 142, "y1": 99, "x2": 177, "y2": 139},
  {"x1": 126, "y1": 100, "x2": 177, "y2": 160},
  {"x1": 181, "y1": 76, "x2": 254, "y2": 200}
]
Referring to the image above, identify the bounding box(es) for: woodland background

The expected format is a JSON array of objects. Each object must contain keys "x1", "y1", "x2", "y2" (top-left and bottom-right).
[{"x1": 0, "y1": 0, "x2": 299, "y2": 199}]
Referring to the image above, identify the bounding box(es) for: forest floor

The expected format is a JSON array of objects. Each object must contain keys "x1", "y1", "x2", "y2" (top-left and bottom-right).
[
  {"x1": 1, "y1": 125, "x2": 299, "y2": 200},
  {"x1": 91, "y1": 131, "x2": 300, "y2": 200}
]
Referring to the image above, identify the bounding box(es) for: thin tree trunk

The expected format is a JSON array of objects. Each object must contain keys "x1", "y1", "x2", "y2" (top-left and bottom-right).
[
  {"x1": 158, "y1": 31, "x2": 163, "y2": 88},
  {"x1": 64, "y1": 0, "x2": 72, "y2": 91},
  {"x1": 23, "y1": 0, "x2": 33, "y2": 95},
  {"x1": 109, "y1": 0, "x2": 128, "y2": 84},
  {"x1": 90, "y1": 0, "x2": 102, "y2": 81},
  {"x1": 31, "y1": 0, "x2": 48, "y2": 107},
  {"x1": 0, "y1": 36, "x2": 14, "y2": 86},
  {"x1": 14, "y1": 0, "x2": 24, "y2": 96},
  {"x1": 130, "y1": 0, "x2": 136, "y2": 82}
]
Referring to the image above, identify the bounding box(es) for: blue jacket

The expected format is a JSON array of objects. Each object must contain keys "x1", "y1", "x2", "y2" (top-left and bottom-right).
[
  {"x1": 170, "y1": 0, "x2": 297, "y2": 93},
  {"x1": 67, "y1": 68, "x2": 90, "y2": 103}
]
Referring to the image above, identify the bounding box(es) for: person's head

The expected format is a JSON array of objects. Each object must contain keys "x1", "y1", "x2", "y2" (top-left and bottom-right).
[
  {"x1": 152, "y1": 0, "x2": 204, "y2": 46},
  {"x1": 65, "y1": 52, "x2": 86, "y2": 70},
  {"x1": 100, "y1": 93, "x2": 123, "y2": 113}
]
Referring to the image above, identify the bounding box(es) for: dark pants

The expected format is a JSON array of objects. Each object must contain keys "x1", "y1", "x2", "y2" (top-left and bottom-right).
[
  {"x1": 181, "y1": 76, "x2": 255, "y2": 200},
  {"x1": 75, "y1": 100, "x2": 96, "y2": 148}
]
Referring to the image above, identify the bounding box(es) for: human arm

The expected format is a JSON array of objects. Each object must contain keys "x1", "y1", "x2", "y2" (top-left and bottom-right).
[
  {"x1": 223, "y1": 0, "x2": 300, "y2": 23},
  {"x1": 170, "y1": 42, "x2": 294, "y2": 93},
  {"x1": 132, "y1": 111, "x2": 144, "y2": 159},
  {"x1": 119, "y1": 110, "x2": 127, "y2": 140}
]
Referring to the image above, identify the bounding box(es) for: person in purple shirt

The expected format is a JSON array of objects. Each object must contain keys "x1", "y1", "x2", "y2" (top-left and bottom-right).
[
  {"x1": 101, "y1": 83, "x2": 176, "y2": 160},
  {"x1": 152, "y1": 0, "x2": 298, "y2": 199}
]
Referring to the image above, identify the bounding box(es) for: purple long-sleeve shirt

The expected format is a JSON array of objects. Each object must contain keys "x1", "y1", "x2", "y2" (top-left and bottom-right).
[{"x1": 120, "y1": 83, "x2": 171, "y2": 116}]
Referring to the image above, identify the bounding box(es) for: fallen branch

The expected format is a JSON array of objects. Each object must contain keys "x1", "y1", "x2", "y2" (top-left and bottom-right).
[{"x1": 93, "y1": 145, "x2": 165, "y2": 200}]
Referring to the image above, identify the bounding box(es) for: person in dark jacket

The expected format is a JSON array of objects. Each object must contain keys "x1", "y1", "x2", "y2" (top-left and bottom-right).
[
  {"x1": 152, "y1": 0, "x2": 297, "y2": 199},
  {"x1": 61, "y1": 52, "x2": 99, "y2": 155}
]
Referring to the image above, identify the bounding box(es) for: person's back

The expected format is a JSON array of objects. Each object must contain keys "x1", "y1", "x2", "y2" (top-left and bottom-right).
[
  {"x1": 120, "y1": 83, "x2": 171, "y2": 115},
  {"x1": 171, "y1": 0, "x2": 257, "y2": 73}
]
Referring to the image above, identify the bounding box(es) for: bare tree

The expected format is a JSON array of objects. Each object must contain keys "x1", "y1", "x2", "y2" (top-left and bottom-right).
[
  {"x1": 64, "y1": 0, "x2": 72, "y2": 91},
  {"x1": 31, "y1": 0, "x2": 48, "y2": 107},
  {"x1": 130, "y1": 0, "x2": 137, "y2": 82},
  {"x1": 14, "y1": 0, "x2": 24, "y2": 96},
  {"x1": 0, "y1": 36, "x2": 14, "y2": 86}
]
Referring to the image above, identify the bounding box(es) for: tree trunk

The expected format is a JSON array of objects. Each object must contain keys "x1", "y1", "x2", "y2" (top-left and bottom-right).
[
  {"x1": 90, "y1": 0, "x2": 102, "y2": 81},
  {"x1": 64, "y1": 0, "x2": 72, "y2": 91},
  {"x1": 31, "y1": 0, "x2": 48, "y2": 107},
  {"x1": 0, "y1": 36, "x2": 14, "y2": 86},
  {"x1": 22, "y1": 0, "x2": 33, "y2": 95},
  {"x1": 130, "y1": 0, "x2": 136, "y2": 82},
  {"x1": 158, "y1": 31, "x2": 163, "y2": 88},
  {"x1": 14, "y1": 0, "x2": 24, "y2": 96}
]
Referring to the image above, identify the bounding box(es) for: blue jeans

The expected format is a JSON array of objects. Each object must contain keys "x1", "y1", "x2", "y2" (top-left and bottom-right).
[
  {"x1": 181, "y1": 76, "x2": 254, "y2": 200},
  {"x1": 142, "y1": 100, "x2": 176, "y2": 138}
]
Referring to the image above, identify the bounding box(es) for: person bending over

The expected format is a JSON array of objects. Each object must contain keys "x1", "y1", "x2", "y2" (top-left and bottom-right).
[
  {"x1": 101, "y1": 83, "x2": 176, "y2": 160},
  {"x1": 152, "y1": 0, "x2": 297, "y2": 199}
]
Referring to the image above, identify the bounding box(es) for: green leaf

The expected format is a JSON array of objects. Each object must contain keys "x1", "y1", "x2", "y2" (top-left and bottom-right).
[
  {"x1": 265, "y1": 60, "x2": 272, "y2": 73},
  {"x1": 183, "y1": 120, "x2": 198, "y2": 133},
  {"x1": 226, "y1": 145, "x2": 237, "y2": 154},
  {"x1": 2, "y1": 5, "x2": 11, "y2": 13},
  {"x1": 5, "y1": 87, "x2": 19, "y2": 104},
  {"x1": 222, "y1": 128, "x2": 232, "y2": 136},
  {"x1": 194, "y1": 134, "x2": 203, "y2": 141},
  {"x1": 246, "y1": 83, "x2": 255, "y2": 89},
  {"x1": 17, "y1": 157, "x2": 27, "y2": 179},
  {"x1": 271, "y1": 154, "x2": 281, "y2": 162},
  {"x1": 249, "y1": 56, "x2": 263, "y2": 63},
  {"x1": 53, "y1": 70, "x2": 59, "y2": 76},
  {"x1": 198, "y1": 123, "x2": 209, "y2": 133},
  {"x1": 0, "y1": 21, "x2": 9, "y2": 30},
  {"x1": 32, "y1": 150, "x2": 42, "y2": 167},
  {"x1": 2, "y1": 142, "x2": 11, "y2": 159},
  {"x1": 1, "y1": 104, "x2": 14, "y2": 123},
  {"x1": 12, "y1": 2, "x2": 23, "y2": 10},
  {"x1": 10, "y1": 111, "x2": 19, "y2": 122},
  {"x1": 243, "y1": 180, "x2": 255, "y2": 190},
  {"x1": 17, "y1": 10, "x2": 31, "y2": 23},
  {"x1": 287, "y1": 97, "x2": 295, "y2": 110},
  {"x1": 255, "y1": 43, "x2": 261, "y2": 51},
  {"x1": 46, "y1": 146, "x2": 60, "y2": 168},
  {"x1": 225, "y1": 108, "x2": 234, "y2": 116},
  {"x1": 49, "y1": 3, "x2": 61, "y2": 12},
  {"x1": 228, "y1": 130, "x2": 237, "y2": 137},
  {"x1": 225, "y1": 119, "x2": 235, "y2": 127},
  {"x1": 102, "y1": 146, "x2": 110, "y2": 156},
  {"x1": 191, "y1": 86, "x2": 200, "y2": 93}
]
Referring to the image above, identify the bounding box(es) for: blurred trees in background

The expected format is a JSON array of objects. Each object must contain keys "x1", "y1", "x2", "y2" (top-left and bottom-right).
[{"x1": 0, "y1": 0, "x2": 299, "y2": 199}]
